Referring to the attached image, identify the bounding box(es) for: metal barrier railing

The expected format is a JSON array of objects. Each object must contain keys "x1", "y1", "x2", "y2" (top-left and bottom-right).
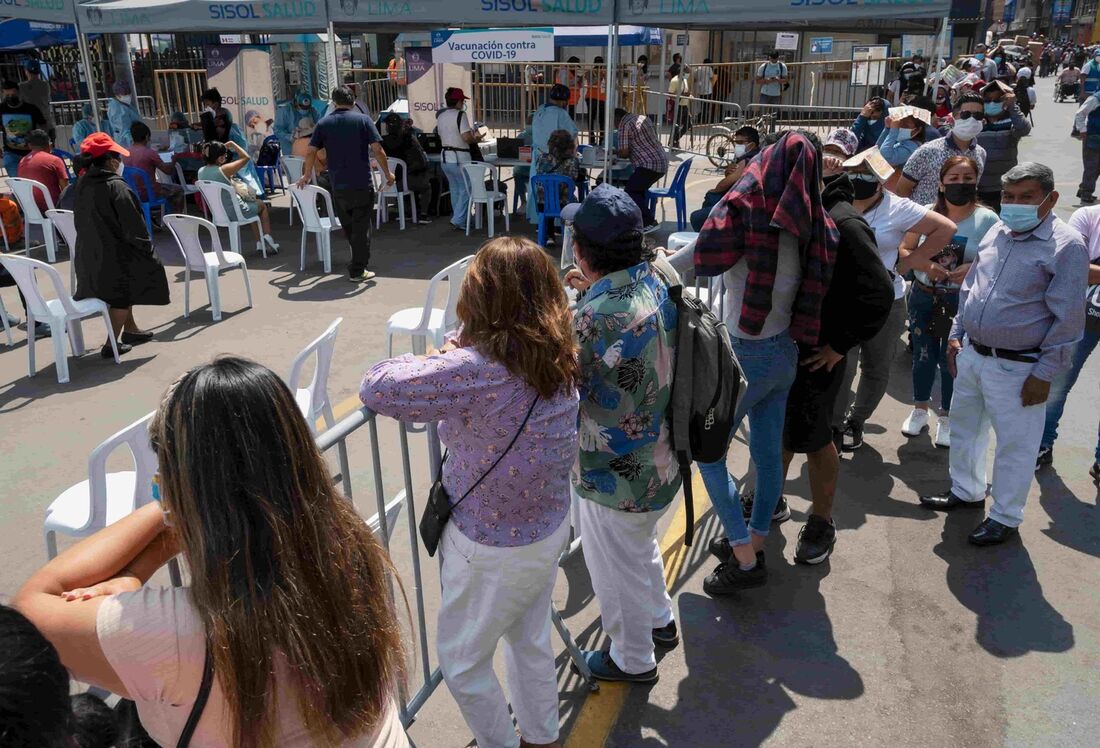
[
  {"x1": 50, "y1": 96, "x2": 157, "y2": 130},
  {"x1": 341, "y1": 68, "x2": 403, "y2": 117},
  {"x1": 313, "y1": 406, "x2": 597, "y2": 729},
  {"x1": 154, "y1": 69, "x2": 209, "y2": 127}
]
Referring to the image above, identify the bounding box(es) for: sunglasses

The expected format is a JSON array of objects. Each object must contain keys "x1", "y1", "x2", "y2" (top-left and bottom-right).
[{"x1": 956, "y1": 110, "x2": 986, "y2": 120}]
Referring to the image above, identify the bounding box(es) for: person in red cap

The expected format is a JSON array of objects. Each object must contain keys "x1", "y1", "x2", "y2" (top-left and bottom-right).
[
  {"x1": 436, "y1": 87, "x2": 485, "y2": 232},
  {"x1": 73, "y1": 132, "x2": 169, "y2": 358}
]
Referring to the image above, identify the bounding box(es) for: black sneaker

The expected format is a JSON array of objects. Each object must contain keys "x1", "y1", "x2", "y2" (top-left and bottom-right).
[
  {"x1": 101, "y1": 342, "x2": 132, "y2": 359},
  {"x1": 794, "y1": 515, "x2": 837, "y2": 565},
  {"x1": 740, "y1": 490, "x2": 791, "y2": 523},
  {"x1": 707, "y1": 538, "x2": 766, "y2": 568},
  {"x1": 1079, "y1": 194, "x2": 1097, "y2": 205},
  {"x1": 1091, "y1": 461, "x2": 1099, "y2": 484},
  {"x1": 1035, "y1": 445, "x2": 1054, "y2": 471},
  {"x1": 702, "y1": 558, "x2": 767, "y2": 595},
  {"x1": 652, "y1": 620, "x2": 679, "y2": 649},
  {"x1": 841, "y1": 420, "x2": 864, "y2": 452}
]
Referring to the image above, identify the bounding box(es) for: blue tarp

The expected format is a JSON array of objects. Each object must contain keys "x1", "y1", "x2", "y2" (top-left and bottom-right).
[
  {"x1": 0, "y1": 19, "x2": 81, "y2": 50},
  {"x1": 554, "y1": 25, "x2": 661, "y2": 48}
]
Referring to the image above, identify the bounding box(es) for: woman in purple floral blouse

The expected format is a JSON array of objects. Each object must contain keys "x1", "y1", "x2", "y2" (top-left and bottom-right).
[{"x1": 360, "y1": 236, "x2": 579, "y2": 748}]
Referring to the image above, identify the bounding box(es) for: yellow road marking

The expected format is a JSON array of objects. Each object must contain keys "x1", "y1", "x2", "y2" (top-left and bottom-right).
[
  {"x1": 317, "y1": 393, "x2": 365, "y2": 432},
  {"x1": 564, "y1": 472, "x2": 712, "y2": 748}
]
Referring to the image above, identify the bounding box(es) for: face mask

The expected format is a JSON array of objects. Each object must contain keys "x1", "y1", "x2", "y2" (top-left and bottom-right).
[
  {"x1": 204, "y1": 106, "x2": 216, "y2": 115},
  {"x1": 4, "y1": 95, "x2": 19, "y2": 106},
  {"x1": 851, "y1": 175, "x2": 880, "y2": 200},
  {"x1": 118, "y1": 94, "x2": 132, "y2": 104},
  {"x1": 975, "y1": 53, "x2": 986, "y2": 61},
  {"x1": 943, "y1": 183, "x2": 977, "y2": 206},
  {"x1": 114, "y1": 160, "x2": 125, "y2": 176},
  {"x1": 1001, "y1": 199, "x2": 1048, "y2": 233},
  {"x1": 994, "y1": 57, "x2": 1003, "y2": 64},
  {"x1": 733, "y1": 143, "x2": 747, "y2": 158},
  {"x1": 896, "y1": 128, "x2": 912, "y2": 142},
  {"x1": 984, "y1": 101, "x2": 1004, "y2": 116},
  {"x1": 952, "y1": 116, "x2": 984, "y2": 140}
]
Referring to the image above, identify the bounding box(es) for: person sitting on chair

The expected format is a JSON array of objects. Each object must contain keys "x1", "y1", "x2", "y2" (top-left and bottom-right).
[
  {"x1": 535, "y1": 129, "x2": 584, "y2": 245},
  {"x1": 124, "y1": 122, "x2": 184, "y2": 213}
]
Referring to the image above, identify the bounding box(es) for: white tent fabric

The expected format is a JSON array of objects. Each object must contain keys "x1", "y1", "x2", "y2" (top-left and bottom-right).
[
  {"x1": 76, "y1": 0, "x2": 329, "y2": 33},
  {"x1": 0, "y1": 0, "x2": 77, "y2": 25},
  {"x1": 616, "y1": 0, "x2": 950, "y2": 25},
  {"x1": 326, "y1": 0, "x2": 615, "y2": 28}
]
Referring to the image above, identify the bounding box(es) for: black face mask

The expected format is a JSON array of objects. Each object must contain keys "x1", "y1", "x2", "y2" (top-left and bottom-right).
[
  {"x1": 943, "y1": 183, "x2": 977, "y2": 206},
  {"x1": 851, "y1": 177, "x2": 879, "y2": 200},
  {"x1": 4, "y1": 95, "x2": 19, "y2": 106}
]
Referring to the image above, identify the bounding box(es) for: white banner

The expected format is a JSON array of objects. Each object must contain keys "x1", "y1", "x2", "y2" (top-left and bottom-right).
[
  {"x1": 206, "y1": 45, "x2": 277, "y2": 154},
  {"x1": 430, "y1": 27, "x2": 554, "y2": 64}
]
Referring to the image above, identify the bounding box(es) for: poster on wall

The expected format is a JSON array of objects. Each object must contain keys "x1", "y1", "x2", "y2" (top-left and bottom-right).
[
  {"x1": 851, "y1": 45, "x2": 889, "y2": 86},
  {"x1": 206, "y1": 45, "x2": 276, "y2": 155},
  {"x1": 775, "y1": 32, "x2": 799, "y2": 52}
]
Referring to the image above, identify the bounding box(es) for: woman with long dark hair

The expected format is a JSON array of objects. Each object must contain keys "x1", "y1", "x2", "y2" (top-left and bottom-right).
[
  {"x1": 16, "y1": 357, "x2": 409, "y2": 747},
  {"x1": 897, "y1": 155, "x2": 998, "y2": 448},
  {"x1": 362, "y1": 236, "x2": 579, "y2": 748}
]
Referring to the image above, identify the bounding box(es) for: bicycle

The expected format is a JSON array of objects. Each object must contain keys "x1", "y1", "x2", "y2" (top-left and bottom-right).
[{"x1": 704, "y1": 112, "x2": 775, "y2": 168}]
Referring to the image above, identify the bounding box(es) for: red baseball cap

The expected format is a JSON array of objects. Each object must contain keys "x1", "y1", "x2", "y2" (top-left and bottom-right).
[
  {"x1": 444, "y1": 87, "x2": 469, "y2": 104},
  {"x1": 80, "y1": 132, "x2": 129, "y2": 159}
]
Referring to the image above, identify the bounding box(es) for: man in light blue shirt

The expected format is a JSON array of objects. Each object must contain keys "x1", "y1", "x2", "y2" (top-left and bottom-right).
[
  {"x1": 921, "y1": 163, "x2": 1089, "y2": 546},
  {"x1": 527, "y1": 83, "x2": 578, "y2": 222},
  {"x1": 756, "y1": 51, "x2": 788, "y2": 105}
]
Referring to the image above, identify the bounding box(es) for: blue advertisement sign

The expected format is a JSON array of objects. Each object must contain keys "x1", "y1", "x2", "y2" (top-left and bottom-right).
[
  {"x1": 1051, "y1": 0, "x2": 1071, "y2": 26},
  {"x1": 1003, "y1": 0, "x2": 1015, "y2": 23},
  {"x1": 810, "y1": 37, "x2": 833, "y2": 55}
]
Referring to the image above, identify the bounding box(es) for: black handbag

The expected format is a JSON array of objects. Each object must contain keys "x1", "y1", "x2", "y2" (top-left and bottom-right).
[
  {"x1": 115, "y1": 644, "x2": 215, "y2": 748},
  {"x1": 420, "y1": 396, "x2": 539, "y2": 556}
]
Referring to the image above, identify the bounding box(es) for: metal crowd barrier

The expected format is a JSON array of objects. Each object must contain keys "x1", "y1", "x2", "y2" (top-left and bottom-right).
[{"x1": 313, "y1": 406, "x2": 597, "y2": 729}]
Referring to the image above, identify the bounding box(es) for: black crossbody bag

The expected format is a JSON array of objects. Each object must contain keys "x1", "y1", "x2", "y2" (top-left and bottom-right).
[
  {"x1": 420, "y1": 396, "x2": 539, "y2": 556},
  {"x1": 116, "y1": 644, "x2": 214, "y2": 748}
]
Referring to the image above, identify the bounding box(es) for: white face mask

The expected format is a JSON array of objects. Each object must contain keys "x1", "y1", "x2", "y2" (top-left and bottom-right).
[
  {"x1": 118, "y1": 94, "x2": 132, "y2": 104},
  {"x1": 114, "y1": 159, "x2": 125, "y2": 176},
  {"x1": 952, "y1": 115, "x2": 983, "y2": 141},
  {"x1": 733, "y1": 143, "x2": 747, "y2": 158}
]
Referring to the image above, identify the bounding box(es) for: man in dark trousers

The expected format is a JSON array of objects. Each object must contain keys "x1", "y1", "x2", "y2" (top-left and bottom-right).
[
  {"x1": 298, "y1": 86, "x2": 394, "y2": 283},
  {"x1": 778, "y1": 152, "x2": 894, "y2": 564}
]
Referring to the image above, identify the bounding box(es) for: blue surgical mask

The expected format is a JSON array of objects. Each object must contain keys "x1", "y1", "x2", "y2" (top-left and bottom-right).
[
  {"x1": 984, "y1": 101, "x2": 1004, "y2": 116},
  {"x1": 975, "y1": 52, "x2": 986, "y2": 61},
  {"x1": 896, "y1": 128, "x2": 912, "y2": 142},
  {"x1": 1000, "y1": 200, "x2": 1047, "y2": 233}
]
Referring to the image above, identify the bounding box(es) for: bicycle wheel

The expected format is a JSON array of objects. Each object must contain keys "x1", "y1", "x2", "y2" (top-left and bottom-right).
[{"x1": 706, "y1": 132, "x2": 735, "y2": 168}]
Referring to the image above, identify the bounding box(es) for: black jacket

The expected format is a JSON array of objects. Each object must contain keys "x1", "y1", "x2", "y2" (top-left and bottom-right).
[
  {"x1": 819, "y1": 175, "x2": 894, "y2": 355},
  {"x1": 73, "y1": 165, "x2": 169, "y2": 308}
]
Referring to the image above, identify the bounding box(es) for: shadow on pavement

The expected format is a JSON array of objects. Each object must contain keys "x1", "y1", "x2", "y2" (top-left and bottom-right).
[
  {"x1": 1037, "y1": 467, "x2": 1100, "y2": 560},
  {"x1": 608, "y1": 532, "x2": 864, "y2": 746},
  {"x1": 0, "y1": 352, "x2": 156, "y2": 412},
  {"x1": 934, "y1": 510, "x2": 1074, "y2": 657}
]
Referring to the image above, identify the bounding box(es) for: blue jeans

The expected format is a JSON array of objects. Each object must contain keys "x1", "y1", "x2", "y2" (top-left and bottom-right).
[
  {"x1": 697, "y1": 333, "x2": 798, "y2": 546},
  {"x1": 441, "y1": 160, "x2": 470, "y2": 229},
  {"x1": 908, "y1": 286, "x2": 959, "y2": 411},
  {"x1": 1042, "y1": 323, "x2": 1100, "y2": 460},
  {"x1": 3, "y1": 150, "x2": 23, "y2": 178}
]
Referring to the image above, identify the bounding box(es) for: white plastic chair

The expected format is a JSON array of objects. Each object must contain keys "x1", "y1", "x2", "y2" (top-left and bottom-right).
[
  {"x1": 0, "y1": 254, "x2": 120, "y2": 384},
  {"x1": 164, "y1": 213, "x2": 254, "y2": 322},
  {"x1": 385, "y1": 255, "x2": 474, "y2": 356},
  {"x1": 7, "y1": 177, "x2": 59, "y2": 262},
  {"x1": 290, "y1": 184, "x2": 340, "y2": 273},
  {"x1": 173, "y1": 162, "x2": 206, "y2": 218},
  {"x1": 287, "y1": 317, "x2": 342, "y2": 435},
  {"x1": 375, "y1": 157, "x2": 417, "y2": 230},
  {"x1": 42, "y1": 412, "x2": 184, "y2": 586},
  {"x1": 45, "y1": 209, "x2": 77, "y2": 288},
  {"x1": 0, "y1": 292, "x2": 12, "y2": 346},
  {"x1": 461, "y1": 162, "x2": 509, "y2": 238},
  {"x1": 195, "y1": 180, "x2": 264, "y2": 257},
  {"x1": 282, "y1": 156, "x2": 306, "y2": 226}
]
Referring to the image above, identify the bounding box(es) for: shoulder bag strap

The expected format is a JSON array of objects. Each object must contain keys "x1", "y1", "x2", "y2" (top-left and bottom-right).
[
  {"x1": 450, "y1": 395, "x2": 540, "y2": 512},
  {"x1": 177, "y1": 644, "x2": 215, "y2": 748}
]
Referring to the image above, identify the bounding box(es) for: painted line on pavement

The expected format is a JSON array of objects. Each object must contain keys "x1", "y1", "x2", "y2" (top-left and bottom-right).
[{"x1": 564, "y1": 472, "x2": 713, "y2": 748}]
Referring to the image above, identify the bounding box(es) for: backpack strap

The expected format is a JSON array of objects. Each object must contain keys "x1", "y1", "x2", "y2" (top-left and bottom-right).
[{"x1": 176, "y1": 644, "x2": 214, "y2": 748}]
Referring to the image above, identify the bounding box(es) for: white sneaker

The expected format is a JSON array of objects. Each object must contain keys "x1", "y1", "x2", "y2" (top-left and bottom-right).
[
  {"x1": 901, "y1": 408, "x2": 930, "y2": 437},
  {"x1": 263, "y1": 234, "x2": 280, "y2": 253},
  {"x1": 934, "y1": 416, "x2": 951, "y2": 448}
]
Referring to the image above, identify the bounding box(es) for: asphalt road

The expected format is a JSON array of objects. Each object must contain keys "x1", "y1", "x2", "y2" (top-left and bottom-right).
[{"x1": 0, "y1": 75, "x2": 1097, "y2": 747}]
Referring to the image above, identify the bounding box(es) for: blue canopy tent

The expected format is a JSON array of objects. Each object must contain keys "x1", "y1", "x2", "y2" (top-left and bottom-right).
[
  {"x1": 0, "y1": 1, "x2": 102, "y2": 129},
  {"x1": 0, "y1": 19, "x2": 83, "y2": 50},
  {"x1": 553, "y1": 25, "x2": 660, "y2": 47}
]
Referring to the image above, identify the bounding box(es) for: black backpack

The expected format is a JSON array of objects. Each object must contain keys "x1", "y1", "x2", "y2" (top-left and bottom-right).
[
  {"x1": 655, "y1": 264, "x2": 744, "y2": 546},
  {"x1": 256, "y1": 137, "x2": 280, "y2": 167}
]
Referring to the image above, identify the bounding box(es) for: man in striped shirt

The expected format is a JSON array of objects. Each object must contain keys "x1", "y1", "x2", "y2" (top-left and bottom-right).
[{"x1": 615, "y1": 107, "x2": 669, "y2": 231}]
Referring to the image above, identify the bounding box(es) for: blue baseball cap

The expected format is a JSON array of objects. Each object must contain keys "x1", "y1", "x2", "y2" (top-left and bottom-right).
[{"x1": 560, "y1": 183, "x2": 642, "y2": 241}]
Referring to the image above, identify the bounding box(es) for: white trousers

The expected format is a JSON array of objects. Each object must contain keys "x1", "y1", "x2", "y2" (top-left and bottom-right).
[
  {"x1": 576, "y1": 494, "x2": 674, "y2": 675},
  {"x1": 950, "y1": 346, "x2": 1047, "y2": 527},
  {"x1": 437, "y1": 519, "x2": 569, "y2": 748}
]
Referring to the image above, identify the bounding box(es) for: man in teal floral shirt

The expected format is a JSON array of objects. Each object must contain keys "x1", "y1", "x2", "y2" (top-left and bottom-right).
[{"x1": 563, "y1": 184, "x2": 681, "y2": 685}]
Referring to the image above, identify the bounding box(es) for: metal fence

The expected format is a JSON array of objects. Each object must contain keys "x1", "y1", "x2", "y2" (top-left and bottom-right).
[
  {"x1": 313, "y1": 407, "x2": 596, "y2": 730},
  {"x1": 341, "y1": 67, "x2": 403, "y2": 116},
  {"x1": 153, "y1": 69, "x2": 209, "y2": 125}
]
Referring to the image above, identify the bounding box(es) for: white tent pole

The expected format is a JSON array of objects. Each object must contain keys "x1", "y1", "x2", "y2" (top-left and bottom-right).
[
  {"x1": 78, "y1": 32, "x2": 102, "y2": 130},
  {"x1": 927, "y1": 15, "x2": 949, "y2": 97},
  {"x1": 327, "y1": 21, "x2": 339, "y2": 96},
  {"x1": 603, "y1": 23, "x2": 618, "y2": 173}
]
